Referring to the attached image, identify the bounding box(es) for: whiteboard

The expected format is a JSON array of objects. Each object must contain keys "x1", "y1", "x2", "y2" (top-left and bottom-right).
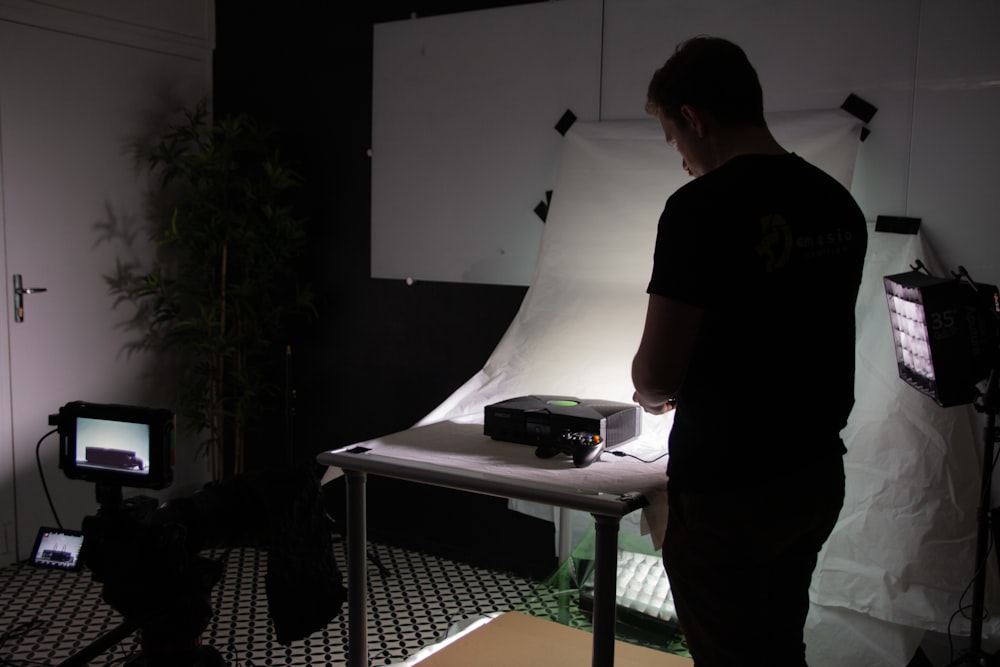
[{"x1": 370, "y1": 0, "x2": 603, "y2": 286}]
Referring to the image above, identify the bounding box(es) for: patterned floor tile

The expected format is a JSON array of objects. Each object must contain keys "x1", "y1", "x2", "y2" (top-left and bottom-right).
[
  {"x1": 0, "y1": 538, "x2": 539, "y2": 666},
  {"x1": 1, "y1": 537, "x2": 687, "y2": 665}
]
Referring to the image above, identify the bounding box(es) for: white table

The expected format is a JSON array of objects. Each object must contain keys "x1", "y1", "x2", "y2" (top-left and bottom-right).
[{"x1": 317, "y1": 419, "x2": 669, "y2": 667}]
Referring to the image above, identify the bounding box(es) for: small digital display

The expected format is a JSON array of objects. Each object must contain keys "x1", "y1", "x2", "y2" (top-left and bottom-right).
[{"x1": 30, "y1": 527, "x2": 85, "y2": 571}]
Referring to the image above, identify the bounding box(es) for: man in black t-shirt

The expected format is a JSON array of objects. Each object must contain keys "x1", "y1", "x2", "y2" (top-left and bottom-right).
[{"x1": 631, "y1": 37, "x2": 867, "y2": 666}]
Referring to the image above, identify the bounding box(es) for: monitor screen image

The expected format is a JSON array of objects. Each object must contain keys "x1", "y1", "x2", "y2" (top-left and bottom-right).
[
  {"x1": 30, "y1": 528, "x2": 85, "y2": 571},
  {"x1": 75, "y1": 417, "x2": 151, "y2": 477}
]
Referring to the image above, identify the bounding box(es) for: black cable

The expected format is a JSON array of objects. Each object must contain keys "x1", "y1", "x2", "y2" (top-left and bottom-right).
[
  {"x1": 943, "y1": 510, "x2": 993, "y2": 659},
  {"x1": 34, "y1": 428, "x2": 61, "y2": 529},
  {"x1": 609, "y1": 450, "x2": 668, "y2": 464},
  {"x1": 0, "y1": 617, "x2": 51, "y2": 666}
]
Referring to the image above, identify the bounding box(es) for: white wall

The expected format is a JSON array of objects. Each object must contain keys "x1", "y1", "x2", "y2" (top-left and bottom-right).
[{"x1": 372, "y1": 0, "x2": 1000, "y2": 290}]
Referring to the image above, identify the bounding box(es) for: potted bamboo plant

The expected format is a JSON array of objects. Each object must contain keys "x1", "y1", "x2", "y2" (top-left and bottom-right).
[{"x1": 108, "y1": 99, "x2": 313, "y2": 481}]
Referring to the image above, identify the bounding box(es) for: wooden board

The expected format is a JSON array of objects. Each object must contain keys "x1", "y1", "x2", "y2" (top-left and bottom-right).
[{"x1": 416, "y1": 611, "x2": 692, "y2": 667}]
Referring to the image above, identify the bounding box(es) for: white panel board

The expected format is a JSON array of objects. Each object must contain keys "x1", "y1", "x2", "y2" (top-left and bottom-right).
[
  {"x1": 907, "y1": 0, "x2": 1000, "y2": 286},
  {"x1": 370, "y1": 0, "x2": 603, "y2": 286},
  {"x1": 601, "y1": 0, "x2": 921, "y2": 227}
]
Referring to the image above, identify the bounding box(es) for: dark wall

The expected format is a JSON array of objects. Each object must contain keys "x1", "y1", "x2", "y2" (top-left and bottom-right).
[{"x1": 213, "y1": 1, "x2": 556, "y2": 579}]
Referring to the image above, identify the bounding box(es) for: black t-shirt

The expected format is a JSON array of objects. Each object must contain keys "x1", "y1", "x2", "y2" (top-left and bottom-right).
[{"x1": 647, "y1": 153, "x2": 868, "y2": 493}]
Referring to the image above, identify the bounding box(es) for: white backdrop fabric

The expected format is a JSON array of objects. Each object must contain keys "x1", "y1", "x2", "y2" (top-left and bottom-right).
[{"x1": 411, "y1": 112, "x2": 997, "y2": 660}]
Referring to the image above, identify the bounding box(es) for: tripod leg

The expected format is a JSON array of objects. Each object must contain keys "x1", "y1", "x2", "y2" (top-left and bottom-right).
[
  {"x1": 367, "y1": 546, "x2": 392, "y2": 577},
  {"x1": 56, "y1": 618, "x2": 141, "y2": 667},
  {"x1": 992, "y1": 507, "x2": 1000, "y2": 583}
]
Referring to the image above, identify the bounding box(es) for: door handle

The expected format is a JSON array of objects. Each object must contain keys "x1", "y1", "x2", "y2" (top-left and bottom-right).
[{"x1": 12, "y1": 274, "x2": 47, "y2": 323}]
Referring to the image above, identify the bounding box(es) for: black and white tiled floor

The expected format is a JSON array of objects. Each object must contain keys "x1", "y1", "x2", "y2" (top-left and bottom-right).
[
  {"x1": 0, "y1": 539, "x2": 589, "y2": 666},
  {"x1": 1, "y1": 535, "x2": 688, "y2": 666}
]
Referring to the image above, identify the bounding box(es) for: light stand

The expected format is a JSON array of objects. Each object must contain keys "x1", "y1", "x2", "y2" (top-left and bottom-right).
[
  {"x1": 946, "y1": 368, "x2": 1000, "y2": 667},
  {"x1": 884, "y1": 264, "x2": 1000, "y2": 666}
]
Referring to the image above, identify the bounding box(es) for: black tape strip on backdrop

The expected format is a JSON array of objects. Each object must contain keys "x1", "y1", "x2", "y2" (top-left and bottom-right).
[
  {"x1": 841, "y1": 93, "x2": 877, "y2": 142},
  {"x1": 555, "y1": 109, "x2": 577, "y2": 136},
  {"x1": 875, "y1": 215, "x2": 921, "y2": 235},
  {"x1": 534, "y1": 190, "x2": 553, "y2": 222},
  {"x1": 841, "y1": 93, "x2": 878, "y2": 124}
]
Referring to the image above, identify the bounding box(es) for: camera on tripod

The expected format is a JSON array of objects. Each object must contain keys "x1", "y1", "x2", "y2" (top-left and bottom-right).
[
  {"x1": 47, "y1": 400, "x2": 225, "y2": 667},
  {"x1": 40, "y1": 399, "x2": 346, "y2": 667}
]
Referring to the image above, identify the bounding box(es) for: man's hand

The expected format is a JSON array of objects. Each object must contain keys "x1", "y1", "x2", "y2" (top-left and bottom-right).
[
  {"x1": 633, "y1": 391, "x2": 677, "y2": 415},
  {"x1": 631, "y1": 294, "x2": 702, "y2": 416}
]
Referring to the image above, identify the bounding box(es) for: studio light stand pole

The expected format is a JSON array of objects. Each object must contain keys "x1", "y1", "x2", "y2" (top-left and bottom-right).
[{"x1": 949, "y1": 367, "x2": 1000, "y2": 667}]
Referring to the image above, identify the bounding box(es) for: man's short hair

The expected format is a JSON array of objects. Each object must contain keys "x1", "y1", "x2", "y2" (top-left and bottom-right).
[{"x1": 646, "y1": 36, "x2": 766, "y2": 127}]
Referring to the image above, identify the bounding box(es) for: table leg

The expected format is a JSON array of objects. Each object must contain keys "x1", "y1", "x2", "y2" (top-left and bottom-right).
[
  {"x1": 591, "y1": 513, "x2": 620, "y2": 667},
  {"x1": 556, "y1": 508, "x2": 574, "y2": 624},
  {"x1": 558, "y1": 507, "x2": 573, "y2": 564},
  {"x1": 345, "y1": 470, "x2": 368, "y2": 667}
]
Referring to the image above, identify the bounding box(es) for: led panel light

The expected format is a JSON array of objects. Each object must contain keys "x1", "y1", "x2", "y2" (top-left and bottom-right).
[{"x1": 884, "y1": 270, "x2": 1000, "y2": 407}]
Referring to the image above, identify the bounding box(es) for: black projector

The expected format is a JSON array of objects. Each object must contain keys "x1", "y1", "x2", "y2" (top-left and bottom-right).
[{"x1": 484, "y1": 395, "x2": 642, "y2": 467}]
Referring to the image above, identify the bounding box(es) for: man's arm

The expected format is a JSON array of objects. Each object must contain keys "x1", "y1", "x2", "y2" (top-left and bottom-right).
[{"x1": 631, "y1": 293, "x2": 703, "y2": 414}]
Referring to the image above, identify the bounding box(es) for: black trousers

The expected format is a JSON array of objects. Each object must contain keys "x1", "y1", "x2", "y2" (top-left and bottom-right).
[{"x1": 661, "y1": 456, "x2": 845, "y2": 667}]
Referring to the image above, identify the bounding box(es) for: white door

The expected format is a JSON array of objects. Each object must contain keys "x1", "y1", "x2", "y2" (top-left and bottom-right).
[{"x1": 0, "y1": 18, "x2": 211, "y2": 566}]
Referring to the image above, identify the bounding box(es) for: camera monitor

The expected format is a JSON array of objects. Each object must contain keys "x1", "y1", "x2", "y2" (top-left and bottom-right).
[{"x1": 57, "y1": 401, "x2": 174, "y2": 490}]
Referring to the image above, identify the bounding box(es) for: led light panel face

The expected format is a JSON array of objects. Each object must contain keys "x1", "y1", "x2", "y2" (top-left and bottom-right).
[
  {"x1": 884, "y1": 270, "x2": 1000, "y2": 407},
  {"x1": 886, "y1": 283, "x2": 935, "y2": 386}
]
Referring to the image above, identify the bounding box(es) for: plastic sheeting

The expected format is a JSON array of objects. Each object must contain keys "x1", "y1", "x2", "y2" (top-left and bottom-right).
[{"x1": 411, "y1": 111, "x2": 998, "y2": 657}]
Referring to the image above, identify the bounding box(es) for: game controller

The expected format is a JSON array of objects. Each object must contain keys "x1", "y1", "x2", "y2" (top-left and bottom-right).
[{"x1": 535, "y1": 430, "x2": 606, "y2": 468}]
